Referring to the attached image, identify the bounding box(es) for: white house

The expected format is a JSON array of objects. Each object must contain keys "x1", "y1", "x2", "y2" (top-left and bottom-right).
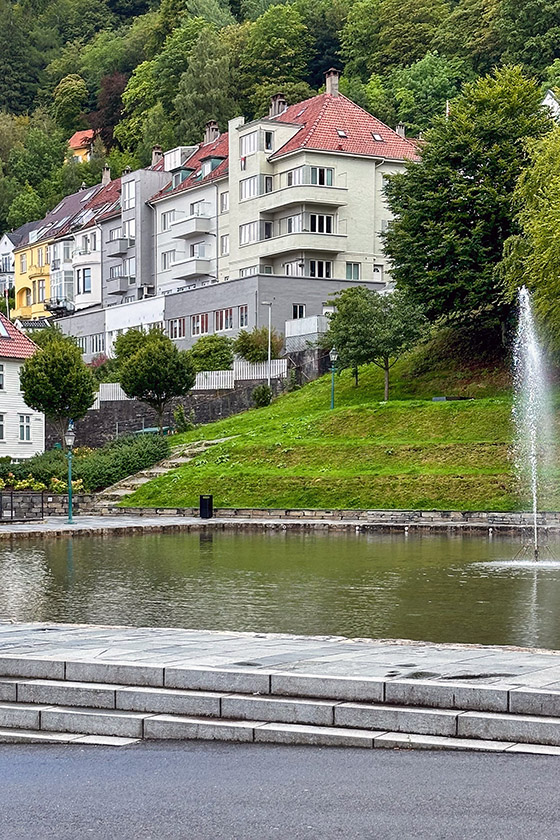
[{"x1": 0, "y1": 313, "x2": 45, "y2": 459}]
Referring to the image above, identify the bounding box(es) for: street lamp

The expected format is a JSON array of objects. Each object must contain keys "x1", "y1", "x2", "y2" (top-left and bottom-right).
[
  {"x1": 261, "y1": 300, "x2": 273, "y2": 388},
  {"x1": 64, "y1": 422, "x2": 76, "y2": 524},
  {"x1": 329, "y1": 347, "x2": 338, "y2": 410}
]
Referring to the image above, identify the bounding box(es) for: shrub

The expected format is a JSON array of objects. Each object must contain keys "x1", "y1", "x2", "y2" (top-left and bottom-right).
[
  {"x1": 190, "y1": 334, "x2": 234, "y2": 372},
  {"x1": 252, "y1": 384, "x2": 272, "y2": 407},
  {"x1": 173, "y1": 405, "x2": 196, "y2": 433},
  {"x1": 233, "y1": 327, "x2": 283, "y2": 363}
]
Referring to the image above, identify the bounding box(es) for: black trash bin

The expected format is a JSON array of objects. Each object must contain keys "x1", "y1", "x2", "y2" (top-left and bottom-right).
[{"x1": 200, "y1": 494, "x2": 214, "y2": 519}]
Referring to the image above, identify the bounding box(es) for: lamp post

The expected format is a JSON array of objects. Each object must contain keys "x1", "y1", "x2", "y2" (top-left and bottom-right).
[
  {"x1": 329, "y1": 347, "x2": 338, "y2": 410},
  {"x1": 64, "y1": 422, "x2": 76, "y2": 524},
  {"x1": 261, "y1": 300, "x2": 273, "y2": 388}
]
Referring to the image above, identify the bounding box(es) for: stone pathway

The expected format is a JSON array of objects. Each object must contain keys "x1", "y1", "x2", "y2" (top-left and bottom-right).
[{"x1": 1, "y1": 622, "x2": 560, "y2": 690}]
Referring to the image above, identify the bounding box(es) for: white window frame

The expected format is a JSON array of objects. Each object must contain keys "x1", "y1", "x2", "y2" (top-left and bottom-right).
[
  {"x1": 122, "y1": 180, "x2": 136, "y2": 211},
  {"x1": 240, "y1": 175, "x2": 259, "y2": 200},
  {"x1": 191, "y1": 313, "x2": 209, "y2": 336},
  {"x1": 239, "y1": 222, "x2": 259, "y2": 246},
  {"x1": 19, "y1": 414, "x2": 31, "y2": 442},
  {"x1": 286, "y1": 167, "x2": 303, "y2": 187},
  {"x1": 220, "y1": 234, "x2": 229, "y2": 256},
  {"x1": 162, "y1": 250, "x2": 175, "y2": 271},
  {"x1": 215, "y1": 308, "x2": 233, "y2": 332},
  {"x1": 161, "y1": 210, "x2": 175, "y2": 231},
  {"x1": 346, "y1": 262, "x2": 360, "y2": 280},
  {"x1": 240, "y1": 131, "x2": 257, "y2": 157},
  {"x1": 309, "y1": 260, "x2": 332, "y2": 278},
  {"x1": 239, "y1": 304, "x2": 249, "y2": 328},
  {"x1": 220, "y1": 191, "x2": 229, "y2": 213},
  {"x1": 0, "y1": 363, "x2": 4, "y2": 389},
  {"x1": 0, "y1": 413, "x2": 4, "y2": 440},
  {"x1": 310, "y1": 166, "x2": 333, "y2": 186},
  {"x1": 309, "y1": 214, "x2": 333, "y2": 234},
  {"x1": 292, "y1": 304, "x2": 306, "y2": 319},
  {"x1": 168, "y1": 317, "x2": 186, "y2": 339}
]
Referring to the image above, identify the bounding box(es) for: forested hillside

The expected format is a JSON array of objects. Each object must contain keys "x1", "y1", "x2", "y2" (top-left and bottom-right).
[{"x1": 1, "y1": 0, "x2": 560, "y2": 236}]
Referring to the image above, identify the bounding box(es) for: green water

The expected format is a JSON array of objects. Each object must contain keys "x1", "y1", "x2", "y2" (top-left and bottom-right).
[{"x1": 1, "y1": 530, "x2": 559, "y2": 649}]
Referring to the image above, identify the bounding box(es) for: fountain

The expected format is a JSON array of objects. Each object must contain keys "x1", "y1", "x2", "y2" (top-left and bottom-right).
[{"x1": 512, "y1": 286, "x2": 552, "y2": 560}]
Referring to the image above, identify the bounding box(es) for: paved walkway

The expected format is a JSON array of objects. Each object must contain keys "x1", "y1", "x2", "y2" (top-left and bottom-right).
[{"x1": 1, "y1": 622, "x2": 560, "y2": 690}]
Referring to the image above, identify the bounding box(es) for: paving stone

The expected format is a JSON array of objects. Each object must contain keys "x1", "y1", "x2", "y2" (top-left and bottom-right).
[
  {"x1": 0, "y1": 656, "x2": 65, "y2": 680},
  {"x1": 72, "y1": 735, "x2": 141, "y2": 746},
  {"x1": 0, "y1": 728, "x2": 80, "y2": 743},
  {"x1": 385, "y1": 680, "x2": 510, "y2": 713},
  {"x1": 144, "y1": 715, "x2": 259, "y2": 741},
  {"x1": 0, "y1": 702, "x2": 42, "y2": 729},
  {"x1": 164, "y1": 667, "x2": 270, "y2": 695},
  {"x1": 335, "y1": 703, "x2": 458, "y2": 736},
  {"x1": 373, "y1": 732, "x2": 514, "y2": 752},
  {"x1": 458, "y1": 711, "x2": 560, "y2": 746},
  {"x1": 270, "y1": 674, "x2": 384, "y2": 703},
  {"x1": 65, "y1": 661, "x2": 164, "y2": 688},
  {"x1": 255, "y1": 723, "x2": 379, "y2": 748},
  {"x1": 17, "y1": 680, "x2": 117, "y2": 709},
  {"x1": 505, "y1": 743, "x2": 560, "y2": 755},
  {"x1": 40, "y1": 707, "x2": 148, "y2": 738},
  {"x1": 221, "y1": 695, "x2": 335, "y2": 726},
  {"x1": 116, "y1": 686, "x2": 221, "y2": 717},
  {"x1": 509, "y1": 688, "x2": 560, "y2": 717}
]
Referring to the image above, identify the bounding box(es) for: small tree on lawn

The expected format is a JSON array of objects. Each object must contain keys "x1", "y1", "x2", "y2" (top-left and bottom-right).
[
  {"x1": 120, "y1": 336, "x2": 196, "y2": 432},
  {"x1": 190, "y1": 334, "x2": 234, "y2": 372},
  {"x1": 327, "y1": 287, "x2": 427, "y2": 399},
  {"x1": 233, "y1": 326, "x2": 283, "y2": 363},
  {"x1": 114, "y1": 326, "x2": 164, "y2": 367},
  {"x1": 19, "y1": 338, "x2": 97, "y2": 445}
]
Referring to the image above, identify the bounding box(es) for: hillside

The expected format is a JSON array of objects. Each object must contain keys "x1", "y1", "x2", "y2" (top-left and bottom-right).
[{"x1": 123, "y1": 350, "x2": 559, "y2": 512}]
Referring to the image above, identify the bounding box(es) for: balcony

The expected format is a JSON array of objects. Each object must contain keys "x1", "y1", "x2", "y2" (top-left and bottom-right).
[
  {"x1": 106, "y1": 276, "x2": 129, "y2": 295},
  {"x1": 28, "y1": 264, "x2": 49, "y2": 279},
  {"x1": 245, "y1": 232, "x2": 347, "y2": 258},
  {"x1": 258, "y1": 184, "x2": 348, "y2": 213},
  {"x1": 172, "y1": 257, "x2": 211, "y2": 279},
  {"x1": 107, "y1": 237, "x2": 133, "y2": 257},
  {"x1": 44, "y1": 297, "x2": 75, "y2": 316},
  {"x1": 171, "y1": 215, "x2": 211, "y2": 238}
]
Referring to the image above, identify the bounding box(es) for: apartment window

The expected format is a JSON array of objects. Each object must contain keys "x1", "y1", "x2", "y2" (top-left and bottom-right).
[
  {"x1": 79, "y1": 268, "x2": 92, "y2": 293},
  {"x1": 284, "y1": 261, "x2": 304, "y2": 277},
  {"x1": 123, "y1": 258, "x2": 135, "y2": 282},
  {"x1": 310, "y1": 166, "x2": 333, "y2": 186},
  {"x1": 124, "y1": 295, "x2": 135, "y2": 303},
  {"x1": 240, "y1": 222, "x2": 259, "y2": 245},
  {"x1": 215, "y1": 308, "x2": 233, "y2": 331},
  {"x1": 37, "y1": 279, "x2": 45, "y2": 301},
  {"x1": 190, "y1": 200, "x2": 206, "y2": 216},
  {"x1": 0, "y1": 363, "x2": 3, "y2": 389},
  {"x1": 240, "y1": 265, "x2": 258, "y2": 277},
  {"x1": 189, "y1": 242, "x2": 205, "y2": 258},
  {"x1": 262, "y1": 264, "x2": 273, "y2": 274},
  {"x1": 37, "y1": 248, "x2": 44, "y2": 267},
  {"x1": 123, "y1": 218, "x2": 135, "y2": 239},
  {"x1": 162, "y1": 250, "x2": 175, "y2": 270},
  {"x1": 80, "y1": 234, "x2": 90, "y2": 253},
  {"x1": 168, "y1": 318, "x2": 186, "y2": 340},
  {"x1": 220, "y1": 234, "x2": 229, "y2": 256},
  {"x1": 264, "y1": 175, "x2": 273, "y2": 193},
  {"x1": 346, "y1": 262, "x2": 360, "y2": 280},
  {"x1": 292, "y1": 304, "x2": 306, "y2": 319},
  {"x1": 0, "y1": 414, "x2": 4, "y2": 440},
  {"x1": 109, "y1": 227, "x2": 121, "y2": 241},
  {"x1": 20, "y1": 254, "x2": 27, "y2": 273},
  {"x1": 286, "y1": 214, "x2": 302, "y2": 234},
  {"x1": 286, "y1": 167, "x2": 303, "y2": 187},
  {"x1": 122, "y1": 180, "x2": 136, "y2": 210},
  {"x1": 25, "y1": 289, "x2": 31, "y2": 306},
  {"x1": 240, "y1": 176, "x2": 259, "y2": 200},
  {"x1": 309, "y1": 260, "x2": 331, "y2": 278},
  {"x1": 76, "y1": 336, "x2": 87, "y2": 352},
  {"x1": 220, "y1": 192, "x2": 229, "y2": 213},
  {"x1": 19, "y1": 415, "x2": 31, "y2": 442},
  {"x1": 264, "y1": 131, "x2": 274, "y2": 151},
  {"x1": 373, "y1": 264, "x2": 384, "y2": 282},
  {"x1": 161, "y1": 210, "x2": 175, "y2": 231},
  {"x1": 240, "y1": 131, "x2": 257, "y2": 157},
  {"x1": 191, "y1": 313, "x2": 209, "y2": 336},
  {"x1": 63, "y1": 242, "x2": 72, "y2": 262},
  {"x1": 310, "y1": 214, "x2": 333, "y2": 234},
  {"x1": 239, "y1": 304, "x2": 249, "y2": 328},
  {"x1": 91, "y1": 333, "x2": 105, "y2": 354},
  {"x1": 109, "y1": 264, "x2": 122, "y2": 279}
]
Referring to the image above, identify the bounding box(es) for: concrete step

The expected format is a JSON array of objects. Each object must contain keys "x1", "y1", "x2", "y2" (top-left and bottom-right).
[{"x1": 0, "y1": 728, "x2": 139, "y2": 746}]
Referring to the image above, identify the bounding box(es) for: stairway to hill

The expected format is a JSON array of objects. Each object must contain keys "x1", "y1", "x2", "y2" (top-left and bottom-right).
[{"x1": 0, "y1": 656, "x2": 559, "y2": 753}]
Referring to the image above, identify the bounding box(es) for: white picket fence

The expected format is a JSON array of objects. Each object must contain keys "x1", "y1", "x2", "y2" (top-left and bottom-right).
[{"x1": 90, "y1": 358, "x2": 288, "y2": 405}]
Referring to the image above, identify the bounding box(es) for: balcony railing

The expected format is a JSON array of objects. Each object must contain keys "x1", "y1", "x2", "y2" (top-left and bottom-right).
[
  {"x1": 44, "y1": 297, "x2": 75, "y2": 316},
  {"x1": 107, "y1": 237, "x2": 133, "y2": 257}
]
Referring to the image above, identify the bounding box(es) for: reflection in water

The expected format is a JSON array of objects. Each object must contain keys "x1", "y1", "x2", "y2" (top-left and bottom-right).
[{"x1": 1, "y1": 531, "x2": 560, "y2": 649}]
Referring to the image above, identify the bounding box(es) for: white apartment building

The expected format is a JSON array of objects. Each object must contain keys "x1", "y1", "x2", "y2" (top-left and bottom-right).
[{"x1": 0, "y1": 313, "x2": 44, "y2": 459}]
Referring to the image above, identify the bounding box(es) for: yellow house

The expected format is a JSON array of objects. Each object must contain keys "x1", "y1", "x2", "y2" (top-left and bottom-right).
[
  {"x1": 12, "y1": 237, "x2": 51, "y2": 321},
  {"x1": 68, "y1": 129, "x2": 98, "y2": 163}
]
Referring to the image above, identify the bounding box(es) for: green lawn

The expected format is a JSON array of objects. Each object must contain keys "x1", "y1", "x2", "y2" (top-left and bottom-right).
[{"x1": 121, "y1": 349, "x2": 560, "y2": 512}]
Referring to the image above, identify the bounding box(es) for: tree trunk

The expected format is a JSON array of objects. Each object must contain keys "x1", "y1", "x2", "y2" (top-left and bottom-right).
[
  {"x1": 353, "y1": 366, "x2": 359, "y2": 386},
  {"x1": 157, "y1": 404, "x2": 165, "y2": 435},
  {"x1": 384, "y1": 364, "x2": 390, "y2": 402}
]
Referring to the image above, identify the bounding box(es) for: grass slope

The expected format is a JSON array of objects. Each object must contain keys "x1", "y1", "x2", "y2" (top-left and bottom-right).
[{"x1": 123, "y1": 347, "x2": 557, "y2": 511}]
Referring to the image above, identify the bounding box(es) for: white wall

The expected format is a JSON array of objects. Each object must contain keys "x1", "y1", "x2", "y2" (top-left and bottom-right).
[{"x1": 0, "y1": 358, "x2": 45, "y2": 459}]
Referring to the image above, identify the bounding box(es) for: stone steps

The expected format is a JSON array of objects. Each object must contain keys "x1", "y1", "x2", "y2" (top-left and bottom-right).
[{"x1": 0, "y1": 662, "x2": 560, "y2": 753}]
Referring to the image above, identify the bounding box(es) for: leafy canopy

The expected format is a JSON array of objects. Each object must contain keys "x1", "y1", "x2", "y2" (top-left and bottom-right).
[{"x1": 189, "y1": 334, "x2": 234, "y2": 372}]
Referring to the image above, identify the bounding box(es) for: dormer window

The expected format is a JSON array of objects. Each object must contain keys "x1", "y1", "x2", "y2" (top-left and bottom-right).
[{"x1": 372, "y1": 132, "x2": 383, "y2": 141}]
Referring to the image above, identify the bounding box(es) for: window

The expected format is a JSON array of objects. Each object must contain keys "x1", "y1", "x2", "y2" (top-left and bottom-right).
[
  {"x1": 191, "y1": 313, "x2": 209, "y2": 336},
  {"x1": 309, "y1": 260, "x2": 331, "y2": 278},
  {"x1": 310, "y1": 167, "x2": 333, "y2": 186},
  {"x1": 310, "y1": 214, "x2": 333, "y2": 234},
  {"x1": 109, "y1": 264, "x2": 122, "y2": 279},
  {"x1": 0, "y1": 414, "x2": 3, "y2": 440},
  {"x1": 240, "y1": 265, "x2": 258, "y2": 277},
  {"x1": 37, "y1": 248, "x2": 44, "y2": 267},
  {"x1": 172, "y1": 170, "x2": 188, "y2": 188},
  {"x1": 124, "y1": 295, "x2": 135, "y2": 303},
  {"x1": 162, "y1": 250, "x2": 175, "y2": 270},
  {"x1": 189, "y1": 242, "x2": 206, "y2": 258},
  {"x1": 264, "y1": 131, "x2": 274, "y2": 151},
  {"x1": 0, "y1": 363, "x2": 3, "y2": 389},
  {"x1": 264, "y1": 175, "x2": 273, "y2": 193},
  {"x1": 373, "y1": 264, "x2": 384, "y2": 282},
  {"x1": 240, "y1": 176, "x2": 259, "y2": 200},
  {"x1": 168, "y1": 318, "x2": 186, "y2": 339},
  {"x1": 37, "y1": 279, "x2": 45, "y2": 301},
  {"x1": 240, "y1": 131, "x2": 257, "y2": 157},
  {"x1": 63, "y1": 242, "x2": 72, "y2": 262},
  {"x1": 25, "y1": 289, "x2": 31, "y2": 306},
  {"x1": 380, "y1": 219, "x2": 392, "y2": 233},
  {"x1": 263, "y1": 221, "x2": 273, "y2": 240},
  {"x1": 284, "y1": 260, "x2": 304, "y2": 277},
  {"x1": 346, "y1": 262, "x2": 360, "y2": 280},
  {"x1": 372, "y1": 132, "x2": 383, "y2": 142},
  {"x1": 109, "y1": 227, "x2": 121, "y2": 241},
  {"x1": 336, "y1": 129, "x2": 347, "y2": 138},
  {"x1": 286, "y1": 214, "x2": 302, "y2": 234},
  {"x1": 239, "y1": 304, "x2": 249, "y2": 328},
  {"x1": 262, "y1": 265, "x2": 273, "y2": 274},
  {"x1": 19, "y1": 415, "x2": 31, "y2": 442},
  {"x1": 220, "y1": 234, "x2": 229, "y2": 256},
  {"x1": 123, "y1": 218, "x2": 135, "y2": 239},
  {"x1": 91, "y1": 333, "x2": 105, "y2": 354},
  {"x1": 77, "y1": 268, "x2": 92, "y2": 293},
  {"x1": 240, "y1": 222, "x2": 259, "y2": 245},
  {"x1": 161, "y1": 210, "x2": 175, "y2": 231},
  {"x1": 286, "y1": 167, "x2": 303, "y2": 187},
  {"x1": 292, "y1": 304, "x2": 305, "y2": 319},
  {"x1": 76, "y1": 336, "x2": 87, "y2": 352},
  {"x1": 123, "y1": 257, "x2": 135, "y2": 281},
  {"x1": 190, "y1": 200, "x2": 206, "y2": 217},
  {"x1": 215, "y1": 308, "x2": 233, "y2": 331},
  {"x1": 122, "y1": 179, "x2": 136, "y2": 210},
  {"x1": 220, "y1": 192, "x2": 229, "y2": 213},
  {"x1": 20, "y1": 254, "x2": 27, "y2": 273}
]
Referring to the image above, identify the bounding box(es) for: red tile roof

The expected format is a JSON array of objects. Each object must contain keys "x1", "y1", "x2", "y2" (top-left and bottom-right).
[
  {"x1": 271, "y1": 93, "x2": 419, "y2": 161},
  {"x1": 0, "y1": 313, "x2": 38, "y2": 359},
  {"x1": 151, "y1": 133, "x2": 229, "y2": 201},
  {"x1": 68, "y1": 129, "x2": 96, "y2": 150}
]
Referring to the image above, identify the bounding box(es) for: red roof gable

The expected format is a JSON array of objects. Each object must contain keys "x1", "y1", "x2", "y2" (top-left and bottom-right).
[
  {"x1": 271, "y1": 93, "x2": 419, "y2": 161},
  {"x1": 151, "y1": 133, "x2": 229, "y2": 201},
  {"x1": 68, "y1": 130, "x2": 96, "y2": 150},
  {"x1": 0, "y1": 313, "x2": 38, "y2": 360}
]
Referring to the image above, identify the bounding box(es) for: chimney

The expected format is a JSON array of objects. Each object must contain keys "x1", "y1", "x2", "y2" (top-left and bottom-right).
[
  {"x1": 269, "y1": 93, "x2": 287, "y2": 118},
  {"x1": 325, "y1": 68, "x2": 340, "y2": 97},
  {"x1": 101, "y1": 164, "x2": 111, "y2": 186},
  {"x1": 204, "y1": 121, "x2": 220, "y2": 144},
  {"x1": 122, "y1": 165, "x2": 132, "y2": 175},
  {"x1": 80, "y1": 181, "x2": 87, "y2": 191},
  {"x1": 396, "y1": 122, "x2": 406, "y2": 138},
  {"x1": 151, "y1": 145, "x2": 163, "y2": 167}
]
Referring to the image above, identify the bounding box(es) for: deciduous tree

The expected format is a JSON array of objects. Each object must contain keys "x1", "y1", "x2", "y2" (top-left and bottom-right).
[{"x1": 189, "y1": 334, "x2": 234, "y2": 372}]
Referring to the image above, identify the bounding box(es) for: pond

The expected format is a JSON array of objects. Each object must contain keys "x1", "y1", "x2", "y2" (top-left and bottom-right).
[{"x1": 1, "y1": 530, "x2": 560, "y2": 649}]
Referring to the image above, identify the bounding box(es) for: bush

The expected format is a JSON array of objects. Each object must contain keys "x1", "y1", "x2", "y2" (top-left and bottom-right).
[
  {"x1": 173, "y1": 405, "x2": 196, "y2": 433},
  {"x1": 190, "y1": 334, "x2": 234, "y2": 372},
  {"x1": 233, "y1": 327, "x2": 283, "y2": 363},
  {"x1": 252, "y1": 384, "x2": 272, "y2": 407}
]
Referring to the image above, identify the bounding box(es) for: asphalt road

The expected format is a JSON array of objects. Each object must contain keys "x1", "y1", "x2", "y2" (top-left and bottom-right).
[{"x1": 0, "y1": 742, "x2": 558, "y2": 840}]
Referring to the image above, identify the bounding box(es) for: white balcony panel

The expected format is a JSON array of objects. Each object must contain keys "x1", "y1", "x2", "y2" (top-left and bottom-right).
[
  {"x1": 248, "y1": 232, "x2": 347, "y2": 258},
  {"x1": 172, "y1": 257, "x2": 212, "y2": 279},
  {"x1": 171, "y1": 216, "x2": 211, "y2": 238},
  {"x1": 258, "y1": 185, "x2": 348, "y2": 213}
]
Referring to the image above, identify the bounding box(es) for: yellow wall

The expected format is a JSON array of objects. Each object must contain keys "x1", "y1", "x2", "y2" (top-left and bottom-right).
[
  {"x1": 70, "y1": 146, "x2": 90, "y2": 163},
  {"x1": 12, "y1": 241, "x2": 51, "y2": 321}
]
